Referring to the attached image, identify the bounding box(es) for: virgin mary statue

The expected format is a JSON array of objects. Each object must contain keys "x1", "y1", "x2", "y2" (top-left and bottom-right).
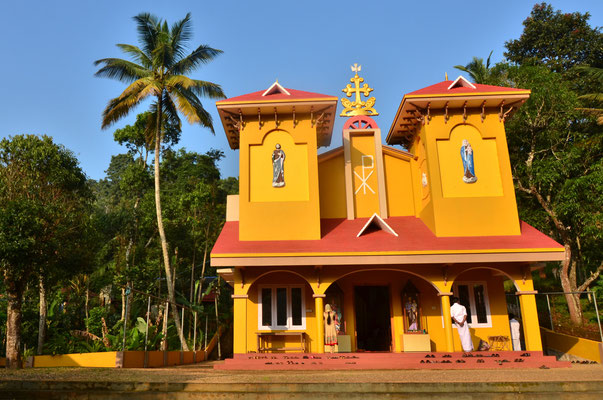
[
  {"x1": 272, "y1": 144, "x2": 285, "y2": 187},
  {"x1": 460, "y1": 139, "x2": 477, "y2": 183}
]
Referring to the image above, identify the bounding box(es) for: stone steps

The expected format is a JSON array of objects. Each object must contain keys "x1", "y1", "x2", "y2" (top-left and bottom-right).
[
  {"x1": 0, "y1": 380, "x2": 600, "y2": 399},
  {"x1": 216, "y1": 351, "x2": 570, "y2": 370}
]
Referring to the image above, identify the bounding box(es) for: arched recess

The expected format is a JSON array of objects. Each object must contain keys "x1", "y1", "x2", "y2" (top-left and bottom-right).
[
  {"x1": 249, "y1": 128, "x2": 310, "y2": 202},
  {"x1": 449, "y1": 266, "x2": 520, "y2": 292},
  {"x1": 245, "y1": 269, "x2": 314, "y2": 295},
  {"x1": 323, "y1": 268, "x2": 442, "y2": 294}
]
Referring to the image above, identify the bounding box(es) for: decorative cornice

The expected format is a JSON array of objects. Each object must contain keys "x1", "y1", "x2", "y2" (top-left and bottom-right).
[
  {"x1": 437, "y1": 292, "x2": 454, "y2": 297},
  {"x1": 231, "y1": 294, "x2": 248, "y2": 299},
  {"x1": 312, "y1": 294, "x2": 326, "y2": 298}
]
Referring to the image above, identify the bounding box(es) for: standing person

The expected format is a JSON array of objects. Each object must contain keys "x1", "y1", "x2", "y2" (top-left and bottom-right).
[
  {"x1": 509, "y1": 313, "x2": 521, "y2": 351},
  {"x1": 324, "y1": 304, "x2": 338, "y2": 353},
  {"x1": 450, "y1": 297, "x2": 473, "y2": 352}
]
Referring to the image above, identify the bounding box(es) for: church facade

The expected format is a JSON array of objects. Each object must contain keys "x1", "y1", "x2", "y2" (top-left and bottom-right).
[{"x1": 211, "y1": 69, "x2": 564, "y2": 355}]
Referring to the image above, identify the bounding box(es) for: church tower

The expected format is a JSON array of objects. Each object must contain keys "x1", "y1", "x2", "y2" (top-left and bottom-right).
[
  {"x1": 216, "y1": 81, "x2": 338, "y2": 241},
  {"x1": 387, "y1": 76, "x2": 531, "y2": 237}
]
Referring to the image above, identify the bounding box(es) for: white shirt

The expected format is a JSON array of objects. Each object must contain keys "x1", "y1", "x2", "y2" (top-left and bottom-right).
[{"x1": 450, "y1": 302, "x2": 467, "y2": 325}]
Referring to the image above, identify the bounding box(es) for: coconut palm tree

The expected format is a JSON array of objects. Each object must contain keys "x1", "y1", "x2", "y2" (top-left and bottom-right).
[
  {"x1": 94, "y1": 13, "x2": 225, "y2": 350},
  {"x1": 454, "y1": 51, "x2": 496, "y2": 84}
]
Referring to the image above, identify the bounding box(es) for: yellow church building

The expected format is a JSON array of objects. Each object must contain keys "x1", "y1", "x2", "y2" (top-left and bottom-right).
[{"x1": 211, "y1": 67, "x2": 565, "y2": 361}]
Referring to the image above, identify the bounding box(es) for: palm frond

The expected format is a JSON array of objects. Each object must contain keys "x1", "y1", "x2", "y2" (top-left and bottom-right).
[
  {"x1": 170, "y1": 13, "x2": 192, "y2": 60},
  {"x1": 162, "y1": 93, "x2": 183, "y2": 131},
  {"x1": 94, "y1": 58, "x2": 150, "y2": 83},
  {"x1": 189, "y1": 79, "x2": 226, "y2": 100},
  {"x1": 101, "y1": 78, "x2": 157, "y2": 128},
  {"x1": 167, "y1": 87, "x2": 214, "y2": 132},
  {"x1": 170, "y1": 44, "x2": 223, "y2": 75},
  {"x1": 115, "y1": 44, "x2": 152, "y2": 68},
  {"x1": 165, "y1": 76, "x2": 224, "y2": 100},
  {"x1": 134, "y1": 13, "x2": 159, "y2": 57}
]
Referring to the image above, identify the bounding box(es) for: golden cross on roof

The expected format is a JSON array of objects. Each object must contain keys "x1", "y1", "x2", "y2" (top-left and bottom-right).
[{"x1": 340, "y1": 63, "x2": 378, "y2": 117}]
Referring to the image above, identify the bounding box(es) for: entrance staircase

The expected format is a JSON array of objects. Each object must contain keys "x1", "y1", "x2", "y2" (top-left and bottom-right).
[{"x1": 215, "y1": 351, "x2": 570, "y2": 370}]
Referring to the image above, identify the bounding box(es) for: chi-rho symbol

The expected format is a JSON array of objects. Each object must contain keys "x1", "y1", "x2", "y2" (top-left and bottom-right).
[{"x1": 354, "y1": 155, "x2": 375, "y2": 195}]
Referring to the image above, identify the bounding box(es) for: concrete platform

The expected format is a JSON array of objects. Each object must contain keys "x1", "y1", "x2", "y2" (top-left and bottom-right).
[{"x1": 1, "y1": 362, "x2": 601, "y2": 399}]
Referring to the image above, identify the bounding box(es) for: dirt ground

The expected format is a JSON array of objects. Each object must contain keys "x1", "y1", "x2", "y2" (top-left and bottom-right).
[{"x1": 1, "y1": 361, "x2": 602, "y2": 384}]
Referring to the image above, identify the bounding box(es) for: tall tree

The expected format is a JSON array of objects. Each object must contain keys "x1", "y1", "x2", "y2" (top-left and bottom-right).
[
  {"x1": 94, "y1": 13, "x2": 225, "y2": 349},
  {"x1": 0, "y1": 135, "x2": 93, "y2": 368},
  {"x1": 504, "y1": 3, "x2": 603, "y2": 73}
]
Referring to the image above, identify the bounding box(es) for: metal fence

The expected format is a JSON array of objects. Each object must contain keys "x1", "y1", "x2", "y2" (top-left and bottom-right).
[{"x1": 507, "y1": 290, "x2": 602, "y2": 342}]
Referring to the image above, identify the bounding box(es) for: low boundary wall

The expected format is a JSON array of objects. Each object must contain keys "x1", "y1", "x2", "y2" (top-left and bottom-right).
[
  {"x1": 541, "y1": 327, "x2": 602, "y2": 363},
  {"x1": 4, "y1": 327, "x2": 223, "y2": 368}
]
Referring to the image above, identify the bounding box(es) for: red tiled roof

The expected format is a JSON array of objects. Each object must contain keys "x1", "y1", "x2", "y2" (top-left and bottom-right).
[
  {"x1": 406, "y1": 81, "x2": 528, "y2": 97},
  {"x1": 216, "y1": 88, "x2": 337, "y2": 104},
  {"x1": 211, "y1": 217, "x2": 563, "y2": 256}
]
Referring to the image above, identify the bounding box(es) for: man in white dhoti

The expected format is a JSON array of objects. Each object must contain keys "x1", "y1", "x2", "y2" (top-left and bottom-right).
[
  {"x1": 509, "y1": 313, "x2": 521, "y2": 351},
  {"x1": 450, "y1": 297, "x2": 473, "y2": 352}
]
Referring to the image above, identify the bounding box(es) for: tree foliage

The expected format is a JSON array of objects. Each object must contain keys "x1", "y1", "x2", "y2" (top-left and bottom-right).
[
  {"x1": 0, "y1": 135, "x2": 94, "y2": 368},
  {"x1": 504, "y1": 3, "x2": 603, "y2": 72}
]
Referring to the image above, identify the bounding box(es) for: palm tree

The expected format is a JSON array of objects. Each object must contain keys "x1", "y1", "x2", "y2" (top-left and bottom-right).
[
  {"x1": 454, "y1": 51, "x2": 496, "y2": 84},
  {"x1": 95, "y1": 13, "x2": 225, "y2": 350}
]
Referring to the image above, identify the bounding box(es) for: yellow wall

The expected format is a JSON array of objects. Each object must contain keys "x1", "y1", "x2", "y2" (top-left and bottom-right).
[
  {"x1": 33, "y1": 352, "x2": 119, "y2": 368},
  {"x1": 383, "y1": 152, "x2": 416, "y2": 217},
  {"x1": 239, "y1": 116, "x2": 322, "y2": 241},
  {"x1": 318, "y1": 152, "x2": 347, "y2": 218},
  {"x1": 246, "y1": 272, "x2": 317, "y2": 352},
  {"x1": 449, "y1": 270, "x2": 512, "y2": 352},
  {"x1": 418, "y1": 110, "x2": 521, "y2": 237}
]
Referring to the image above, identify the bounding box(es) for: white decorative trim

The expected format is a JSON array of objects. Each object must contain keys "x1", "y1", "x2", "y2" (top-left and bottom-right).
[
  {"x1": 357, "y1": 213, "x2": 399, "y2": 237},
  {"x1": 262, "y1": 81, "x2": 291, "y2": 97},
  {"x1": 312, "y1": 294, "x2": 326, "y2": 298},
  {"x1": 258, "y1": 285, "x2": 306, "y2": 330},
  {"x1": 231, "y1": 294, "x2": 248, "y2": 299},
  {"x1": 447, "y1": 75, "x2": 477, "y2": 90}
]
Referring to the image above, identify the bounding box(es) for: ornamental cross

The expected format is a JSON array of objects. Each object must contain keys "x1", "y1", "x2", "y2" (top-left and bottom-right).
[{"x1": 340, "y1": 63, "x2": 378, "y2": 117}]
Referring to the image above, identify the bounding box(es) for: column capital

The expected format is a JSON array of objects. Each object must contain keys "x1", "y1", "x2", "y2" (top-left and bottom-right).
[
  {"x1": 312, "y1": 294, "x2": 326, "y2": 298},
  {"x1": 515, "y1": 290, "x2": 538, "y2": 295},
  {"x1": 231, "y1": 294, "x2": 248, "y2": 299},
  {"x1": 437, "y1": 292, "x2": 454, "y2": 297}
]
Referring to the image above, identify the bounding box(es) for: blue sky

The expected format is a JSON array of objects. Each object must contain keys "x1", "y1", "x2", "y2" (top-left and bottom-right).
[{"x1": 1, "y1": 0, "x2": 601, "y2": 180}]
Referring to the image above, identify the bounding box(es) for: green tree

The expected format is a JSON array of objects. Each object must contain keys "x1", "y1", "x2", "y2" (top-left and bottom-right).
[
  {"x1": 504, "y1": 3, "x2": 603, "y2": 73},
  {"x1": 503, "y1": 65, "x2": 602, "y2": 324},
  {"x1": 94, "y1": 13, "x2": 226, "y2": 350},
  {"x1": 0, "y1": 135, "x2": 93, "y2": 368}
]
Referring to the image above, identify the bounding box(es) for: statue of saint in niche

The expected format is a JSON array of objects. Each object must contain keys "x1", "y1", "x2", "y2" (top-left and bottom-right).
[
  {"x1": 272, "y1": 143, "x2": 285, "y2": 187},
  {"x1": 460, "y1": 139, "x2": 477, "y2": 183},
  {"x1": 405, "y1": 297, "x2": 418, "y2": 331}
]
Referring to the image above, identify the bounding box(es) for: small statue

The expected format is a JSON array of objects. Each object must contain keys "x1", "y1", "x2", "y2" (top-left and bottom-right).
[
  {"x1": 460, "y1": 139, "x2": 477, "y2": 183},
  {"x1": 405, "y1": 297, "x2": 418, "y2": 331},
  {"x1": 272, "y1": 143, "x2": 285, "y2": 187}
]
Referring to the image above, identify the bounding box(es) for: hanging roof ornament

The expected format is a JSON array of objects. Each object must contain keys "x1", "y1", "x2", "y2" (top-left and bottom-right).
[{"x1": 340, "y1": 64, "x2": 379, "y2": 117}]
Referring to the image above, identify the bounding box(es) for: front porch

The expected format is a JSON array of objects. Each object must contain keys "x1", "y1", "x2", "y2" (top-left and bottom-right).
[{"x1": 223, "y1": 263, "x2": 545, "y2": 355}]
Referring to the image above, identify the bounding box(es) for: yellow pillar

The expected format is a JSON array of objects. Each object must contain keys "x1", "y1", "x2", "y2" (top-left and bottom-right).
[
  {"x1": 440, "y1": 293, "x2": 454, "y2": 352},
  {"x1": 518, "y1": 291, "x2": 543, "y2": 351},
  {"x1": 314, "y1": 294, "x2": 325, "y2": 353},
  {"x1": 232, "y1": 294, "x2": 247, "y2": 354},
  {"x1": 391, "y1": 285, "x2": 404, "y2": 352}
]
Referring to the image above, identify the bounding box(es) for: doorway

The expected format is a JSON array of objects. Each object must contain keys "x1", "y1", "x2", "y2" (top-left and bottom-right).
[{"x1": 354, "y1": 286, "x2": 392, "y2": 351}]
